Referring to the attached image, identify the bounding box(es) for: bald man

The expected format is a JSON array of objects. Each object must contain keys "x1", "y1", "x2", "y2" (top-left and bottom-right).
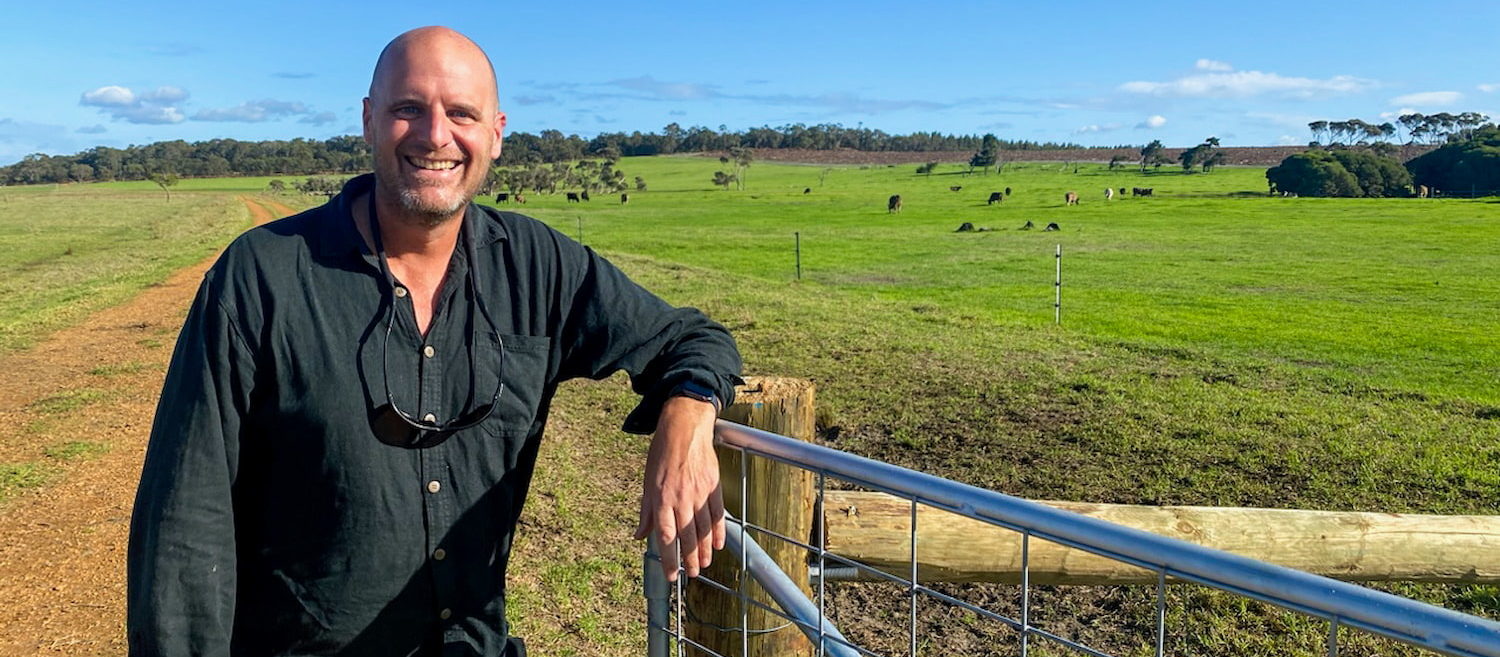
[{"x1": 127, "y1": 27, "x2": 741, "y2": 656}]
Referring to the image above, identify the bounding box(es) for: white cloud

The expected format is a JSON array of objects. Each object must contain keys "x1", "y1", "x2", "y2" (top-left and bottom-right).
[
  {"x1": 1136, "y1": 114, "x2": 1167, "y2": 129},
  {"x1": 1379, "y1": 107, "x2": 1419, "y2": 120},
  {"x1": 81, "y1": 86, "x2": 136, "y2": 107},
  {"x1": 80, "y1": 85, "x2": 188, "y2": 124},
  {"x1": 1073, "y1": 123, "x2": 1121, "y2": 134},
  {"x1": 76, "y1": 124, "x2": 107, "y2": 134},
  {"x1": 298, "y1": 111, "x2": 336, "y2": 126},
  {"x1": 1277, "y1": 135, "x2": 1300, "y2": 145},
  {"x1": 1120, "y1": 69, "x2": 1375, "y2": 99},
  {"x1": 1245, "y1": 111, "x2": 1321, "y2": 128},
  {"x1": 1195, "y1": 59, "x2": 1232, "y2": 72},
  {"x1": 609, "y1": 76, "x2": 719, "y2": 100},
  {"x1": 1390, "y1": 91, "x2": 1462, "y2": 107},
  {"x1": 1480, "y1": 83, "x2": 1500, "y2": 93},
  {"x1": 193, "y1": 99, "x2": 311, "y2": 122}
]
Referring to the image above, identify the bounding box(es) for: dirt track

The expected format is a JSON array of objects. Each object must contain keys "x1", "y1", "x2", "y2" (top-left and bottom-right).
[{"x1": 0, "y1": 197, "x2": 291, "y2": 655}]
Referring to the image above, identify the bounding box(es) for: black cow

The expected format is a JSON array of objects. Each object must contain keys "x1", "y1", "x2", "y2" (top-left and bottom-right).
[
  {"x1": 1132, "y1": 187, "x2": 1154, "y2": 197},
  {"x1": 803, "y1": 187, "x2": 812, "y2": 194},
  {"x1": 495, "y1": 193, "x2": 510, "y2": 203},
  {"x1": 620, "y1": 193, "x2": 630, "y2": 204},
  {"x1": 888, "y1": 195, "x2": 902, "y2": 213},
  {"x1": 987, "y1": 192, "x2": 1003, "y2": 205},
  {"x1": 581, "y1": 190, "x2": 591, "y2": 201},
  {"x1": 949, "y1": 185, "x2": 963, "y2": 192},
  {"x1": 1019, "y1": 220, "x2": 1034, "y2": 230},
  {"x1": 566, "y1": 192, "x2": 581, "y2": 202},
  {"x1": 956, "y1": 222, "x2": 975, "y2": 232},
  {"x1": 1004, "y1": 187, "x2": 1013, "y2": 196},
  {"x1": 1043, "y1": 222, "x2": 1060, "y2": 232}
]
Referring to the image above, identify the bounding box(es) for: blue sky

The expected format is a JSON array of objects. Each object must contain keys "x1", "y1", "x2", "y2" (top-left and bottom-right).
[{"x1": 3, "y1": 0, "x2": 1498, "y2": 165}]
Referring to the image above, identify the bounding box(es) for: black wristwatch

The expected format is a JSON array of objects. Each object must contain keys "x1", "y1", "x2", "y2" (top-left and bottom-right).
[{"x1": 671, "y1": 380, "x2": 721, "y2": 412}]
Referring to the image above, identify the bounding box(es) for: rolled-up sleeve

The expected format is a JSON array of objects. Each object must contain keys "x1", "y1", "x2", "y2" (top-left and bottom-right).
[
  {"x1": 554, "y1": 242, "x2": 743, "y2": 435},
  {"x1": 128, "y1": 270, "x2": 256, "y2": 656}
]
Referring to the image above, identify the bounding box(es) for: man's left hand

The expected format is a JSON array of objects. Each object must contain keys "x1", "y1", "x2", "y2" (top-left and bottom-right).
[{"x1": 635, "y1": 396, "x2": 725, "y2": 582}]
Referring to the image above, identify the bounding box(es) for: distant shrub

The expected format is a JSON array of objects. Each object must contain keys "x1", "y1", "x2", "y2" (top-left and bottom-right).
[
  {"x1": 1266, "y1": 149, "x2": 1409, "y2": 197},
  {"x1": 1405, "y1": 126, "x2": 1500, "y2": 195}
]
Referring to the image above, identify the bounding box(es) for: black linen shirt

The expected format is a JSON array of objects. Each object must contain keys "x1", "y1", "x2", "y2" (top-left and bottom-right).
[{"x1": 127, "y1": 174, "x2": 742, "y2": 656}]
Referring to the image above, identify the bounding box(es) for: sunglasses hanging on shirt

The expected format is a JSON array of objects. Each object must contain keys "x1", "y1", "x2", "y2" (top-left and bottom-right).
[{"x1": 367, "y1": 191, "x2": 505, "y2": 449}]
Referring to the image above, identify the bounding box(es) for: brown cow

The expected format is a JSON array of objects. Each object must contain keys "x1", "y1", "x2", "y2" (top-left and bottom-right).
[
  {"x1": 987, "y1": 192, "x2": 1003, "y2": 205},
  {"x1": 1064, "y1": 191, "x2": 1079, "y2": 205},
  {"x1": 514, "y1": 193, "x2": 526, "y2": 204},
  {"x1": 888, "y1": 195, "x2": 903, "y2": 213},
  {"x1": 620, "y1": 193, "x2": 629, "y2": 204}
]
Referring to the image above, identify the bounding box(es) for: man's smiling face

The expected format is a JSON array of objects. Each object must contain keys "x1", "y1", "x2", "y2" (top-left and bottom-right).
[{"x1": 364, "y1": 28, "x2": 505, "y2": 225}]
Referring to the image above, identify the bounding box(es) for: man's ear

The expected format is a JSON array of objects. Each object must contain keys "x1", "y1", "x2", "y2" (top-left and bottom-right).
[
  {"x1": 362, "y1": 98, "x2": 374, "y2": 146},
  {"x1": 490, "y1": 111, "x2": 507, "y2": 161}
]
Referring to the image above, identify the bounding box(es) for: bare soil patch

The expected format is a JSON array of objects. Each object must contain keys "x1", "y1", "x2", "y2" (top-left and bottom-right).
[{"x1": 0, "y1": 197, "x2": 279, "y2": 655}]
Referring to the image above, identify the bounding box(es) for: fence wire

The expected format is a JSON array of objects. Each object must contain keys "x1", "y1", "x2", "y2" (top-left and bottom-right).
[{"x1": 643, "y1": 420, "x2": 1500, "y2": 657}]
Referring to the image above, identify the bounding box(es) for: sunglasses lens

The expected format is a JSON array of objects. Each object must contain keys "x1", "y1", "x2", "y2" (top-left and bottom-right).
[{"x1": 372, "y1": 404, "x2": 423, "y2": 448}]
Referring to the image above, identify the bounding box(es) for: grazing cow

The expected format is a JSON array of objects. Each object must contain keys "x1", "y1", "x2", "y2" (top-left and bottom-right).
[
  {"x1": 804, "y1": 187, "x2": 812, "y2": 194},
  {"x1": 514, "y1": 193, "x2": 526, "y2": 204},
  {"x1": 1120, "y1": 187, "x2": 1127, "y2": 196},
  {"x1": 987, "y1": 192, "x2": 1003, "y2": 205},
  {"x1": 1418, "y1": 185, "x2": 1430, "y2": 198},
  {"x1": 888, "y1": 195, "x2": 903, "y2": 213},
  {"x1": 1005, "y1": 187, "x2": 1013, "y2": 196},
  {"x1": 1019, "y1": 220, "x2": 1034, "y2": 230},
  {"x1": 566, "y1": 192, "x2": 581, "y2": 202},
  {"x1": 949, "y1": 185, "x2": 963, "y2": 192},
  {"x1": 620, "y1": 193, "x2": 630, "y2": 204},
  {"x1": 1064, "y1": 191, "x2": 1079, "y2": 206},
  {"x1": 1043, "y1": 222, "x2": 1060, "y2": 232},
  {"x1": 1132, "y1": 187, "x2": 1154, "y2": 197},
  {"x1": 1105, "y1": 187, "x2": 1114, "y2": 200},
  {"x1": 495, "y1": 192, "x2": 510, "y2": 203},
  {"x1": 581, "y1": 190, "x2": 591, "y2": 202},
  {"x1": 956, "y1": 222, "x2": 975, "y2": 232}
]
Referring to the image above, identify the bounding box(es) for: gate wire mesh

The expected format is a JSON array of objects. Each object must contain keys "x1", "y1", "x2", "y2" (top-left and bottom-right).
[{"x1": 642, "y1": 421, "x2": 1500, "y2": 657}]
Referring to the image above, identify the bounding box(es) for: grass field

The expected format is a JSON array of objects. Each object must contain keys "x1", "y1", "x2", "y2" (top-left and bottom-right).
[{"x1": 2, "y1": 158, "x2": 1496, "y2": 655}]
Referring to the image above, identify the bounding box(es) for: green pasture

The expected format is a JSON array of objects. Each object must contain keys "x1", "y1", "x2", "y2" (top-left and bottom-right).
[
  {"x1": 501, "y1": 156, "x2": 1500, "y2": 406},
  {"x1": 0, "y1": 189, "x2": 252, "y2": 353}
]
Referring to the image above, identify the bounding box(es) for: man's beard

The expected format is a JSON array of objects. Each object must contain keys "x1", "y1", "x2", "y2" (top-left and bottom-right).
[{"x1": 373, "y1": 156, "x2": 482, "y2": 228}]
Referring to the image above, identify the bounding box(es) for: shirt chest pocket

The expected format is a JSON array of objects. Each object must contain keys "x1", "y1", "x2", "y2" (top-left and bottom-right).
[{"x1": 477, "y1": 332, "x2": 551, "y2": 438}]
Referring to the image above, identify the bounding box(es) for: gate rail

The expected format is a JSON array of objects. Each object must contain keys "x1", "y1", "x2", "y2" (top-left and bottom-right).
[{"x1": 644, "y1": 420, "x2": 1500, "y2": 657}]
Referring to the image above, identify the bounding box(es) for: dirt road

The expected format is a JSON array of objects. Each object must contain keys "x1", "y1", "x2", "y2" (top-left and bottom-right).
[{"x1": 0, "y1": 197, "x2": 292, "y2": 655}]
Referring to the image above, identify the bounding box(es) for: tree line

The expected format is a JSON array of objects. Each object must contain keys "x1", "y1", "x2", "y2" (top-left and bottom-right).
[
  {"x1": 1268, "y1": 122, "x2": 1499, "y2": 198},
  {"x1": 1, "y1": 123, "x2": 1080, "y2": 186}
]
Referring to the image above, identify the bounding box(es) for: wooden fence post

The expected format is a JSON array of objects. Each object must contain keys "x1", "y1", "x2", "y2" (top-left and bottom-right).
[{"x1": 685, "y1": 376, "x2": 815, "y2": 657}]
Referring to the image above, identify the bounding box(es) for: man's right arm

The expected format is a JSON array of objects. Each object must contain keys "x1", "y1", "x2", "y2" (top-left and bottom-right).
[{"x1": 127, "y1": 271, "x2": 254, "y2": 656}]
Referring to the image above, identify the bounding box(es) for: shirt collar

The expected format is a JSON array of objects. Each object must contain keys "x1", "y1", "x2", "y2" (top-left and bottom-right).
[{"x1": 315, "y1": 173, "x2": 508, "y2": 259}]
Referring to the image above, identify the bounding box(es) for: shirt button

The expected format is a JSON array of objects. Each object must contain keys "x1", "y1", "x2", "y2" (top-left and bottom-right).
[
  {"x1": 393, "y1": 286, "x2": 408, "y2": 298},
  {"x1": 423, "y1": 412, "x2": 437, "y2": 423},
  {"x1": 433, "y1": 548, "x2": 447, "y2": 561},
  {"x1": 426, "y1": 480, "x2": 441, "y2": 494},
  {"x1": 423, "y1": 345, "x2": 435, "y2": 358},
  {"x1": 439, "y1": 608, "x2": 452, "y2": 620}
]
